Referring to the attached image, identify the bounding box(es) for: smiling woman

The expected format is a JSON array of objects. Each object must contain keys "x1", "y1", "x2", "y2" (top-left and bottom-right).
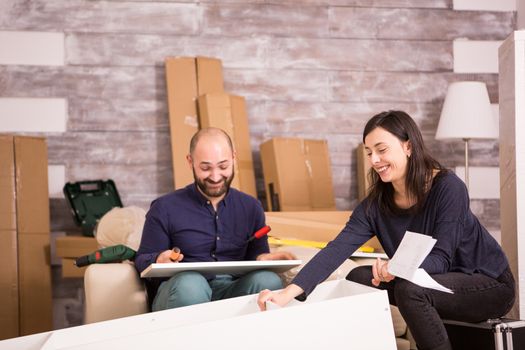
[{"x1": 257, "y1": 110, "x2": 515, "y2": 350}]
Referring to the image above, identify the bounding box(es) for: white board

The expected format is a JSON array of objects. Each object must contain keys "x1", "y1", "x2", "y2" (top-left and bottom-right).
[{"x1": 140, "y1": 260, "x2": 302, "y2": 278}]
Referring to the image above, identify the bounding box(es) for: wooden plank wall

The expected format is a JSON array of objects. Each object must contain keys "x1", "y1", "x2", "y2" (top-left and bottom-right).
[{"x1": 0, "y1": 0, "x2": 515, "y2": 234}]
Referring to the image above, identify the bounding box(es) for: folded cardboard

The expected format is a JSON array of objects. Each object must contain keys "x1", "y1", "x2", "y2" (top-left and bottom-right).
[
  {"x1": 14, "y1": 137, "x2": 50, "y2": 235},
  {"x1": 18, "y1": 233, "x2": 52, "y2": 336},
  {"x1": 0, "y1": 230, "x2": 19, "y2": 340},
  {"x1": 198, "y1": 93, "x2": 257, "y2": 197},
  {"x1": 357, "y1": 143, "x2": 372, "y2": 201},
  {"x1": 0, "y1": 136, "x2": 16, "y2": 231},
  {"x1": 265, "y1": 211, "x2": 383, "y2": 252},
  {"x1": 260, "y1": 138, "x2": 336, "y2": 211},
  {"x1": 0, "y1": 135, "x2": 52, "y2": 339},
  {"x1": 55, "y1": 236, "x2": 98, "y2": 258},
  {"x1": 0, "y1": 280, "x2": 396, "y2": 350},
  {"x1": 196, "y1": 56, "x2": 224, "y2": 96},
  {"x1": 165, "y1": 56, "x2": 224, "y2": 190}
]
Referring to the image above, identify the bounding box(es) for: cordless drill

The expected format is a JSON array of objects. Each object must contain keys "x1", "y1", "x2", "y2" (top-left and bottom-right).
[{"x1": 75, "y1": 244, "x2": 136, "y2": 267}]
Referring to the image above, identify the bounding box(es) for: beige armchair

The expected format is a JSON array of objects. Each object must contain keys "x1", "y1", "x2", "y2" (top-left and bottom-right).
[{"x1": 83, "y1": 262, "x2": 148, "y2": 323}]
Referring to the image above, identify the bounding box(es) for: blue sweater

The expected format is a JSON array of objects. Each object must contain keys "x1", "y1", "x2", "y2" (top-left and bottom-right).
[
  {"x1": 135, "y1": 184, "x2": 269, "y2": 277},
  {"x1": 292, "y1": 171, "x2": 509, "y2": 297}
]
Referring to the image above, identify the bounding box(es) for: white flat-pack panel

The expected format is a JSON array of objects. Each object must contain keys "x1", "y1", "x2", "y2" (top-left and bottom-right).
[
  {"x1": 141, "y1": 260, "x2": 303, "y2": 278},
  {"x1": 48, "y1": 165, "x2": 66, "y2": 199},
  {"x1": 0, "y1": 98, "x2": 68, "y2": 132},
  {"x1": 455, "y1": 166, "x2": 500, "y2": 199},
  {"x1": 453, "y1": 40, "x2": 502, "y2": 73},
  {"x1": 0, "y1": 31, "x2": 64, "y2": 66},
  {"x1": 454, "y1": 0, "x2": 516, "y2": 11},
  {"x1": 0, "y1": 280, "x2": 396, "y2": 350}
]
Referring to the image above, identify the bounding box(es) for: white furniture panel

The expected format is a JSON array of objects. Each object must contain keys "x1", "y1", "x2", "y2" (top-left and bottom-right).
[
  {"x1": 0, "y1": 280, "x2": 396, "y2": 350},
  {"x1": 0, "y1": 98, "x2": 68, "y2": 133},
  {"x1": 0, "y1": 31, "x2": 64, "y2": 66},
  {"x1": 453, "y1": 40, "x2": 501, "y2": 73}
]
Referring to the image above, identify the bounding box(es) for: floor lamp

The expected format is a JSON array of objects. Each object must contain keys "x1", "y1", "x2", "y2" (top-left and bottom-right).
[{"x1": 435, "y1": 82, "x2": 498, "y2": 191}]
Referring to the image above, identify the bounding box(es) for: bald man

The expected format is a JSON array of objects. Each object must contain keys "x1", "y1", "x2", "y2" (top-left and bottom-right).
[{"x1": 135, "y1": 128, "x2": 294, "y2": 311}]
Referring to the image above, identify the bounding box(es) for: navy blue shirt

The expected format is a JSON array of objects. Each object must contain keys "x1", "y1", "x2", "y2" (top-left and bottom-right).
[
  {"x1": 293, "y1": 171, "x2": 509, "y2": 296},
  {"x1": 135, "y1": 184, "x2": 269, "y2": 277}
]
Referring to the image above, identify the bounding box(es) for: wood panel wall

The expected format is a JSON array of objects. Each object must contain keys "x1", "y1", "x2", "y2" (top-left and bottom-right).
[{"x1": 0, "y1": 0, "x2": 515, "y2": 234}]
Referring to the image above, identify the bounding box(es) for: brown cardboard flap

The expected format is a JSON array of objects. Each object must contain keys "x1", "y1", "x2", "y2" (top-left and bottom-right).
[
  {"x1": 165, "y1": 57, "x2": 199, "y2": 189},
  {"x1": 0, "y1": 230, "x2": 19, "y2": 339},
  {"x1": 55, "y1": 236, "x2": 98, "y2": 258},
  {"x1": 196, "y1": 56, "x2": 224, "y2": 95},
  {"x1": 14, "y1": 136, "x2": 50, "y2": 235},
  {"x1": 261, "y1": 137, "x2": 335, "y2": 211},
  {"x1": 304, "y1": 140, "x2": 336, "y2": 209},
  {"x1": 0, "y1": 136, "x2": 16, "y2": 231},
  {"x1": 230, "y1": 95, "x2": 257, "y2": 197},
  {"x1": 357, "y1": 143, "x2": 372, "y2": 201},
  {"x1": 18, "y1": 233, "x2": 52, "y2": 335},
  {"x1": 264, "y1": 211, "x2": 383, "y2": 252},
  {"x1": 197, "y1": 93, "x2": 257, "y2": 197}
]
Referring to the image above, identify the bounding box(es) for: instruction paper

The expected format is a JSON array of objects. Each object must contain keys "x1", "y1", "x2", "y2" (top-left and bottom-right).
[{"x1": 388, "y1": 231, "x2": 453, "y2": 294}]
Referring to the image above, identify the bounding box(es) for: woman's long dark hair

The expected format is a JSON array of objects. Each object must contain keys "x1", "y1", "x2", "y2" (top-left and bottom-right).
[{"x1": 363, "y1": 110, "x2": 446, "y2": 215}]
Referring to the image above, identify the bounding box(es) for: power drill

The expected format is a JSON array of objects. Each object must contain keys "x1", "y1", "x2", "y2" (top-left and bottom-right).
[{"x1": 75, "y1": 244, "x2": 136, "y2": 267}]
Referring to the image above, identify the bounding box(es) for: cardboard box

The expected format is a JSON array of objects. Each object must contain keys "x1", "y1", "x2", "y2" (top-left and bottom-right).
[
  {"x1": 0, "y1": 280, "x2": 396, "y2": 349},
  {"x1": 0, "y1": 230, "x2": 19, "y2": 340},
  {"x1": 0, "y1": 136, "x2": 16, "y2": 231},
  {"x1": 265, "y1": 210, "x2": 383, "y2": 252},
  {"x1": 357, "y1": 143, "x2": 372, "y2": 201},
  {"x1": 196, "y1": 56, "x2": 224, "y2": 96},
  {"x1": 55, "y1": 236, "x2": 98, "y2": 258},
  {"x1": 197, "y1": 93, "x2": 257, "y2": 197},
  {"x1": 18, "y1": 233, "x2": 52, "y2": 336},
  {"x1": 61, "y1": 258, "x2": 88, "y2": 278},
  {"x1": 165, "y1": 57, "x2": 224, "y2": 190},
  {"x1": 260, "y1": 138, "x2": 336, "y2": 211},
  {"x1": 0, "y1": 135, "x2": 52, "y2": 339},
  {"x1": 165, "y1": 57, "x2": 199, "y2": 189},
  {"x1": 14, "y1": 137, "x2": 50, "y2": 235}
]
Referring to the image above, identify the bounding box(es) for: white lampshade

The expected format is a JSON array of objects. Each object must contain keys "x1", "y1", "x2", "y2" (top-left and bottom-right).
[{"x1": 435, "y1": 81, "x2": 497, "y2": 140}]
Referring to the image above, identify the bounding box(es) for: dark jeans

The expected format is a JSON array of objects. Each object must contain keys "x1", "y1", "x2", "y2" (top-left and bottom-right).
[{"x1": 346, "y1": 266, "x2": 515, "y2": 350}]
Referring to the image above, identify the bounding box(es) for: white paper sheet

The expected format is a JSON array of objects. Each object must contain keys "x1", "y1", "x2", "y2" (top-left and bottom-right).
[{"x1": 388, "y1": 231, "x2": 453, "y2": 294}]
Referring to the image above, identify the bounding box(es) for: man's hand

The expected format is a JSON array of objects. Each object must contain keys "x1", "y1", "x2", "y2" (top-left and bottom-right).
[
  {"x1": 256, "y1": 251, "x2": 296, "y2": 261},
  {"x1": 156, "y1": 250, "x2": 184, "y2": 263}
]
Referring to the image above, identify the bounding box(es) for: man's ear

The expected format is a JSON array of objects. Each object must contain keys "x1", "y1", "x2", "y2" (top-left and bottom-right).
[{"x1": 186, "y1": 154, "x2": 193, "y2": 169}]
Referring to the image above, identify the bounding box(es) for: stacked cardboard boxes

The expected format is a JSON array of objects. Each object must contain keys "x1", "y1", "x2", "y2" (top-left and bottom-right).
[
  {"x1": 198, "y1": 93, "x2": 257, "y2": 197},
  {"x1": 0, "y1": 136, "x2": 52, "y2": 339},
  {"x1": 260, "y1": 138, "x2": 336, "y2": 211},
  {"x1": 165, "y1": 57, "x2": 257, "y2": 197}
]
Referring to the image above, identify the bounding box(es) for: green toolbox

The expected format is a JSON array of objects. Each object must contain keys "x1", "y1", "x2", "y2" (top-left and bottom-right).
[{"x1": 63, "y1": 180, "x2": 123, "y2": 237}]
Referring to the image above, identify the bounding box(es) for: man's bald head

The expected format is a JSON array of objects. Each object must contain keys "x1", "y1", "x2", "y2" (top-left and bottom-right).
[{"x1": 189, "y1": 128, "x2": 234, "y2": 157}]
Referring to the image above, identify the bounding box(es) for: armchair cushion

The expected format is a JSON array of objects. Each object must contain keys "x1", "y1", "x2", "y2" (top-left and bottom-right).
[{"x1": 84, "y1": 262, "x2": 148, "y2": 323}]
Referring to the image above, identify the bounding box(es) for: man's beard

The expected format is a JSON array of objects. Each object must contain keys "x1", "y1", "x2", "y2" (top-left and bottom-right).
[{"x1": 193, "y1": 167, "x2": 235, "y2": 198}]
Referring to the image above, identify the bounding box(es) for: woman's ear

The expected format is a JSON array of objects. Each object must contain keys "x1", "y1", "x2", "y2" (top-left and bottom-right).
[{"x1": 405, "y1": 140, "x2": 412, "y2": 157}]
